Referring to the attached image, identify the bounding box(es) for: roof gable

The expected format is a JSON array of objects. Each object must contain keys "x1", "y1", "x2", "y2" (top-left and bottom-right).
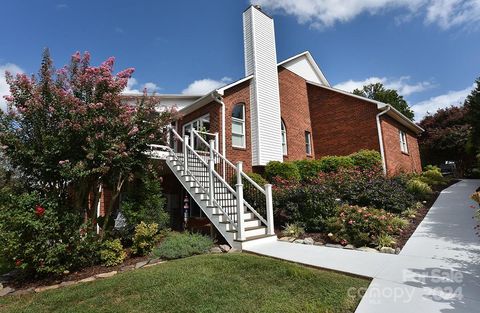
[{"x1": 278, "y1": 51, "x2": 330, "y2": 86}]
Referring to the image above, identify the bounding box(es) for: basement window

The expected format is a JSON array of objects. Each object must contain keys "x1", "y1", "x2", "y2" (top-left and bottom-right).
[
  {"x1": 305, "y1": 131, "x2": 312, "y2": 155},
  {"x1": 232, "y1": 103, "x2": 246, "y2": 148},
  {"x1": 399, "y1": 130, "x2": 408, "y2": 154}
]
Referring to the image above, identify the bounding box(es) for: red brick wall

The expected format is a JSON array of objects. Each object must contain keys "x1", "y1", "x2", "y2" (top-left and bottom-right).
[
  {"x1": 307, "y1": 85, "x2": 380, "y2": 157},
  {"x1": 278, "y1": 67, "x2": 315, "y2": 160},
  {"x1": 381, "y1": 116, "x2": 422, "y2": 175},
  {"x1": 177, "y1": 101, "x2": 221, "y2": 138}
]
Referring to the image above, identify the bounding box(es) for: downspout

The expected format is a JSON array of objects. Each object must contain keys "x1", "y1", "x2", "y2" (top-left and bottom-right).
[{"x1": 376, "y1": 105, "x2": 391, "y2": 175}]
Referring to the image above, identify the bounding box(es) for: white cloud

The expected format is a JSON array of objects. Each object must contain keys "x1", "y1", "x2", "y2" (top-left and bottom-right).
[
  {"x1": 181, "y1": 77, "x2": 232, "y2": 95},
  {"x1": 253, "y1": 0, "x2": 480, "y2": 30},
  {"x1": 412, "y1": 84, "x2": 474, "y2": 120},
  {"x1": 0, "y1": 63, "x2": 23, "y2": 111},
  {"x1": 334, "y1": 76, "x2": 432, "y2": 96},
  {"x1": 122, "y1": 78, "x2": 161, "y2": 94}
]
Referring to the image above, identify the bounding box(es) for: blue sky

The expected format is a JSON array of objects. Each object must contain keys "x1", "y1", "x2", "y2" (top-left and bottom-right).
[{"x1": 0, "y1": 0, "x2": 479, "y2": 120}]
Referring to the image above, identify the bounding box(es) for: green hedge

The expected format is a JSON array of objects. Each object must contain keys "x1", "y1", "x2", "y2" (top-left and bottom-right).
[
  {"x1": 318, "y1": 156, "x2": 355, "y2": 172},
  {"x1": 350, "y1": 150, "x2": 382, "y2": 170},
  {"x1": 265, "y1": 161, "x2": 301, "y2": 182}
]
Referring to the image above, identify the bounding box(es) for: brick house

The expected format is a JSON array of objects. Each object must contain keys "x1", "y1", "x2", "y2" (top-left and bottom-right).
[{"x1": 121, "y1": 5, "x2": 423, "y2": 248}]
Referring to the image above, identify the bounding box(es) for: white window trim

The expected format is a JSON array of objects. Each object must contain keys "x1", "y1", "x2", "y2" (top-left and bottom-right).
[
  {"x1": 305, "y1": 131, "x2": 312, "y2": 156},
  {"x1": 281, "y1": 120, "x2": 287, "y2": 156},
  {"x1": 232, "y1": 104, "x2": 246, "y2": 149},
  {"x1": 182, "y1": 114, "x2": 210, "y2": 136},
  {"x1": 399, "y1": 130, "x2": 408, "y2": 154}
]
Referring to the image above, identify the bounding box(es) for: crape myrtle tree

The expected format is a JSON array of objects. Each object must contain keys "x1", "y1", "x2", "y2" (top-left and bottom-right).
[{"x1": 0, "y1": 49, "x2": 174, "y2": 234}]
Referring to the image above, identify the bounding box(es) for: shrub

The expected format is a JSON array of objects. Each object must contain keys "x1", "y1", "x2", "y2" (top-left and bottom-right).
[
  {"x1": 152, "y1": 232, "x2": 213, "y2": 260},
  {"x1": 282, "y1": 223, "x2": 305, "y2": 238},
  {"x1": 265, "y1": 161, "x2": 300, "y2": 182},
  {"x1": 132, "y1": 222, "x2": 162, "y2": 256},
  {"x1": 424, "y1": 165, "x2": 441, "y2": 172},
  {"x1": 100, "y1": 239, "x2": 126, "y2": 267},
  {"x1": 406, "y1": 178, "x2": 432, "y2": 199},
  {"x1": 273, "y1": 184, "x2": 337, "y2": 232},
  {"x1": 376, "y1": 234, "x2": 396, "y2": 248},
  {"x1": 418, "y1": 167, "x2": 445, "y2": 186},
  {"x1": 349, "y1": 150, "x2": 382, "y2": 170},
  {"x1": 318, "y1": 156, "x2": 354, "y2": 172},
  {"x1": 325, "y1": 205, "x2": 404, "y2": 247},
  {"x1": 293, "y1": 159, "x2": 323, "y2": 182},
  {"x1": 244, "y1": 172, "x2": 268, "y2": 187},
  {"x1": 472, "y1": 192, "x2": 480, "y2": 205},
  {"x1": 402, "y1": 207, "x2": 417, "y2": 219},
  {"x1": 0, "y1": 192, "x2": 100, "y2": 276}
]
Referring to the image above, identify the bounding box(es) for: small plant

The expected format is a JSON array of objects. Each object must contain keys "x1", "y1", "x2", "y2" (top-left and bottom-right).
[
  {"x1": 406, "y1": 178, "x2": 432, "y2": 199},
  {"x1": 471, "y1": 192, "x2": 480, "y2": 205},
  {"x1": 376, "y1": 234, "x2": 396, "y2": 248},
  {"x1": 132, "y1": 222, "x2": 162, "y2": 256},
  {"x1": 265, "y1": 161, "x2": 301, "y2": 182},
  {"x1": 402, "y1": 207, "x2": 417, "y2": 219},
  {"x1": 100, "y1": 239, "x2": 126, "y2": 267},
  {"x1": 282, "y1": 223, "x2": 305, "y2": 238},
  {"x1": 390, "y1": 216, "x2": 409, "y2": 230},
  {"x1": 418, "y1": 167, "x2": 445, "y2": 186},
  {"x1": 349, "y1": 150, "x2": 382, "y2": 170},
  {"x1": 152, "y1": 232, "x2": 213, "y2": 260},
  {"x1": 318, "y1": 156, "x2": 354, "y2": 172}
]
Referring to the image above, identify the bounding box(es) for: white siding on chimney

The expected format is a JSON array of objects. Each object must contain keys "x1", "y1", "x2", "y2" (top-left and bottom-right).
[{"x1": 243, "y1": 6, "x2": 283, "y2": 166}]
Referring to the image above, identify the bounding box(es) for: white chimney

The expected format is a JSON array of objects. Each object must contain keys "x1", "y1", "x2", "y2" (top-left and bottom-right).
[{"x1": 243, "y1": 5, "x2": 283, "y2": 166}]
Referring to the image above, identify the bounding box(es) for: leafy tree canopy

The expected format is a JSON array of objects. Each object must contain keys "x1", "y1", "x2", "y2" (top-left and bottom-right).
[{"x1": 353, "y1": 83, "x2": 415, "y2": 120}]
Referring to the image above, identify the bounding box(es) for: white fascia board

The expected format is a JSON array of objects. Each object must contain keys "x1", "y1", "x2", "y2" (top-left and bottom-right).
[
  {"x1": 278, "y1": 51, "x2": 330, "y2": 87},
  {"x1": 178, "y1": 92, "x2": 218, "y2": 116},
  {"x1": 307, "y1": 81, "x2": 423, "y2": 134},
  {"x1": 216, "y1": 75, "x2": 254, "y2": 95}
]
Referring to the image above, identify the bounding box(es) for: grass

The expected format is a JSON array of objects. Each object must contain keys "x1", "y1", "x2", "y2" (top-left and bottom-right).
[{"x1": 0, "y1": 253, "x2": 369, "y2": 313}]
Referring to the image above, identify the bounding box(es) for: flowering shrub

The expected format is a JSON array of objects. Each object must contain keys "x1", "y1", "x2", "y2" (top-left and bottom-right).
[
  {"x1": 0, "y1": 192, "x2": 100, "y2": 275},
  {"x1": 100, "y1": 239, "x2": 126, "y2": 267},
  {"x1": 325, "y1": 205, "x2": 406, "y2": 247}
]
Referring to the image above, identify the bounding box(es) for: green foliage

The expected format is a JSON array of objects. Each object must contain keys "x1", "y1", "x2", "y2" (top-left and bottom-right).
[
  {"x1": 152, "y1": 232, "x2": 213, "y2": 260},
  {"x1": 406, "y1": 178, "x2": 432, "y2": 199},
  {"x1": 353, "y1": 82, "x2": 414, "y2": 120},
  {"x1": 132, "y1": 222, "x2": 162, "y2": 256},
  {"x1": 376, "y1": 234, "x2": 396, "y2": 248},
  {"x1": 0, "y1": 192, "x2": 100, "y2": 276},
  {"x1": 100, "y1": 239, "x2": 126, "y2": 267},
  {"x1": 273, "y1": 184, "x2": 337, "y2": 232},
  {"x1": 265, "y1": 161, "x2": 301, "y2": 182},
  {"x1": 418, "y1": 168, "x2": 445, "y2": 186},
  {"x1": 402, "y1": 207, "x2": 418, "y2": 219},
  {"x1": 121, "y1": 171, "x2": 169, "y2": 234},
  {"x1": 465, "y1": 78, "x2": 480, "y2": 155},
  {"x1": 325, "y1": 205, "x2": 405, "y2": 247},
  {"x1": 349, "y1": 150, "x2": 382, "y2": 170},
  {"x1": 318, "y1": 156, "x2": 354, "y2": 173},
  {"x1": 293, "y1": 159, "x2": 323, "y2": 181},
  {"x1": 282, "y1": 223, "x2": 305, "y2": 238},
  {"x1": 244, "y1": 172, "x2": 268, "y2": 187}
]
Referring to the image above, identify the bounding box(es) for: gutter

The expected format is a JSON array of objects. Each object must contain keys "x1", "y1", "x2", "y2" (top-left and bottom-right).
[{"x1": 376, "y1": 105, "x2": 391, "y2": 175}]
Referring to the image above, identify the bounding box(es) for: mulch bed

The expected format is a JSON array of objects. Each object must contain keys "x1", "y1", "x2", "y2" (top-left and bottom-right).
[{"x1": 3, "y1": 254, "x2": 149, "y2": 290}]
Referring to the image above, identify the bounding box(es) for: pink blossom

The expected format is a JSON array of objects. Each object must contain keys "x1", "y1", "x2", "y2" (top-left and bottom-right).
[
  {"x1": 128, "y1": 126, "x2": 139, "y2": 136},
  {"x1": 3, "y1": 95, "x2": 14, "y2": 102}
]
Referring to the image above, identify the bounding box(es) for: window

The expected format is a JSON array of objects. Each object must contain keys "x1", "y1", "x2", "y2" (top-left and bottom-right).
[
  {"x1": 281, "y1": 120, "x2": 287, "y2": 156},
  {"x1": 399, "y1": 130, "x2": 408, "y2": 154},
  {"x1": 232, "y1": 103, "x2": 245, "y2": 148},
  {"x1": 305, "y1": 131, "x2": 312, "y2": 155},
  {"x1": 182, "y1": 114, "x2": 210, "y2": 150}
]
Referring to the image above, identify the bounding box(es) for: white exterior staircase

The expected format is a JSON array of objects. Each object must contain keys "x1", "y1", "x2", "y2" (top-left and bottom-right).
[{"x1": 148, "y1": 127, "x2": 277, "y2": 250}]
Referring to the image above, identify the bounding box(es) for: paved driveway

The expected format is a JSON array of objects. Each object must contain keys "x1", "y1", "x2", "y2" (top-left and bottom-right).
[{"x1": 244, "y1": 179, "x2": 480, "y2": 313}]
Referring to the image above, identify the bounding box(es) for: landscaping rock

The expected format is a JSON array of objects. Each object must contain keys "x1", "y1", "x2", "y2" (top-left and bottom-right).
[
  {"x1": 79, "y1": 276, "x2": 96, "y2": 283},
  {"x1": 325, "y1": 243, "x2": 343, "y2": 249},
  {"x1": 395, "y1": 248, "x2": 401, "y2": 254},
  {"x1": 11, "y1": 287, "x2": 34, "y2": 296},
  {"x1": 294, "y1": 239, "x2": 304, "y2": 244},
  {"x1": 219, "y1": 244, "x2": 231, "y2": 252},
  {"x1": 210, "y1": 246, "x2": 222, "y2": 253},
  {"x1": 120, "y1": 265, "x2": 135, "y2": 272},
  {"x1": 0, "y1": 287, "x2": 14, "y2": 297},
  {"x1": 148, "y1": 258, "x2": 163, "y2": 265},
  {"x1": 144, "y1": 261, "x2": 166, "y2": 268},
  {"x1": 228, "y1": 248, "x2": 239, "y2": 253},
  {"x1": 344, "y1": 244, "x2": 355, "y2": 250},
  {"x1": 135, "y1": 261, "x2": 149, "y2": 269},
  {"x1": 303, "y1": 237, "x2": 314, "y2": 245},
  {"x1": 95, "y1": 271, "x2": 117, "y2": 278},
  {"x1": 380, "y1": 247, "x2": 396, "y2": 254},
  {"x1": 59, "y1": 281, "x2": 77, "y2": 287},
  {"x1": 0, "y1": 283, "x2": 3, "y2": 290},
  {"x1": 356, "y1": 247, "x2": 379, "y2": 253},
  {"x1": 279, "y1": 236, "x2": 294, "y2": 242},
  {"x1": 313, "y1": 241, "x2": 324, "y2": 246},
  {"x1": 35, "y1": 284, "x2": 60, "y2": 293}
]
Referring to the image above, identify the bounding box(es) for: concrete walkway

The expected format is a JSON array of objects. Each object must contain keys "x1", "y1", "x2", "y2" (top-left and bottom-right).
[{"x1": 244, "y1": 179, "x2": 480, "y2": 313}]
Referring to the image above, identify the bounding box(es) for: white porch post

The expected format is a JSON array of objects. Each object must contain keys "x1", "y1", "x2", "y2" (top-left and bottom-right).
[
  {"x1": 265, "y1": 184, "x2": 275, "y2": 235},
  {"x1": 208, "y1": 140, "x2": 215, "y2": 207},
  {"x1": 183, "y1": 135, "x2": 189, "y2": 173},
  {"x1": 236, "y1": 161, "x2": 245, "y2": 241},
  {"x1": 190, "y1": 130, "x2": 195, "y2": 150}
]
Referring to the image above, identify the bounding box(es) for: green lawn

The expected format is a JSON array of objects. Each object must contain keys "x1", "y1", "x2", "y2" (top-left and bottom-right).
[{"x1": 0, "y1": 253, "x2": 369, "y2": 313}]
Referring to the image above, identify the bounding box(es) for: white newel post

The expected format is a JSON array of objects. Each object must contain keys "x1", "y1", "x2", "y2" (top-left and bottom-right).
[
  {"x1": 190, "y1": 131, "x2": 195, "y2": 150},
  {"x1": 265, "y1": 184, "x2": 274, "y2": 235},
  {"x1": 208, "y1": 140, "x2": 215, "y2": 206},
  {"x1": 236, "y1": 161, "x2": 245, "y2": 241},
  {"x1": 183, "y1": 135, "x2": 189, "y2": 173}
]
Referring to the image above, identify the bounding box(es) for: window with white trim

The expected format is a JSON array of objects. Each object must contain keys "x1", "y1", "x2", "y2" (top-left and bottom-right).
[
  {"x1": 232, "y1": 103, "x2": 245, "y2": 148},
  {"x1": 399, "y1": 130, "x2": 408, "y2": 154},
  {"x1": 281, "y1": 120, "x2": 287, "y2": 156},
  {"x1": 305, "y1": 131, "x2": 312, "y2": 155}
]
